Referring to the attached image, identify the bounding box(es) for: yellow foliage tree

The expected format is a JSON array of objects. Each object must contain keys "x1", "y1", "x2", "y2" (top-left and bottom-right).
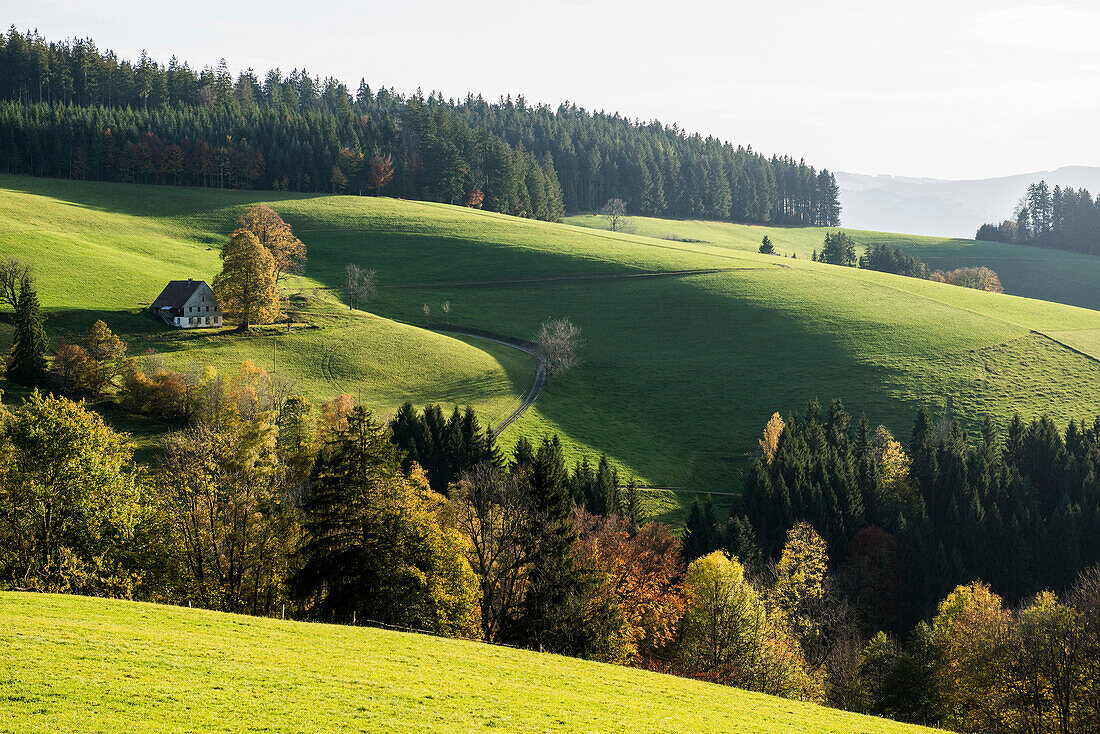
[
  {"x1": 83, "y1": 319, "x2": 129, "y2": 395},
  {"x1": 235, "y1": 205, "x2": 306, "y2": 284},
  {"x1": 213, "y1": 228, "x2": 280, "y2": 331},
  {"x1": 770, "y1": 522, "x2": 829, "y2": 641},
  {"x1": 759, "y1": 412, "x2": 785, "y2": 465},
  {"x1": 932, "y1": 582, "x2": 1010, "y2": 732},
  {"x1": 681, "y1": 550, "x2": 816, "y2": 699},
  {"x1": 873, "y1": 425, "x2": 919, "y2": 518}
]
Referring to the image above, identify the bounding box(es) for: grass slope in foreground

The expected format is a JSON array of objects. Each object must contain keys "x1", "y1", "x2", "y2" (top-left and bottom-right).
[
  {"x1": 565, "y1": 214, "x2": 1100, "y2": 312},
  {"x1": 0, "y1": 592, "x2": 932, "y2": 734}
]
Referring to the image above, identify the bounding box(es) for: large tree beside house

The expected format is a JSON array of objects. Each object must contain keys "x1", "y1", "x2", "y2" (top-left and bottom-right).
[
  {"x1": 213, "y1": 229, "x2": 280, "y2": 331},
  {"x1": 235, "y1": 205, "x2": 307, "y2": 284}
]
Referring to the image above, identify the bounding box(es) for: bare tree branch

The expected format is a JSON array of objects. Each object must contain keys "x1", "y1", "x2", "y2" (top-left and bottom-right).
[{"x1": 536, "y1": 317, "x2": 583, "y2": 376}]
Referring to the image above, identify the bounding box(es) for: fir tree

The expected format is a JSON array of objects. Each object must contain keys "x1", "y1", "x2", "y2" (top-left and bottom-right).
[{"x1": 6, "y1": 276, "x2": 47, "y2": 385}]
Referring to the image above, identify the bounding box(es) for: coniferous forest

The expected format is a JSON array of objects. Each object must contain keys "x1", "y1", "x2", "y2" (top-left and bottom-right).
[
  {"x1": 0, "y1": 29, "x2": 841, "y2": 225},
  {"x1": 977, "y1": 179, "x2": 1100, "y2": 255}
]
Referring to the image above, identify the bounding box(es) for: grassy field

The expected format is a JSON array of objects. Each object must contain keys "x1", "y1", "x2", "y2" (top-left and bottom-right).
[
  {"x1": 3, "y1": 175, "x2": 1100, "y2": 525},
  {"x1": 0, "y1": 592, "x2": 934, "y2": 734},
  {"x1": 565, "y1": 214, "x2": 1100, "y2": 312},
  {"x1": 0, "y1": 176, "x2": 532, "y2": 452}
]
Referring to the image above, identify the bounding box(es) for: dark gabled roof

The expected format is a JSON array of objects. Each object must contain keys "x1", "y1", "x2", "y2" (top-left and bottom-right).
[{"x1": 151, "y1": 280, "x2": 208, "y2": 309}]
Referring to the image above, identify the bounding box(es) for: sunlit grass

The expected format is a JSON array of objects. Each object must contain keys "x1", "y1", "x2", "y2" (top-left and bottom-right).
[
  {"x1": 0, "y1": 592, "x2": 937, "y2": 734},
  {"x1": 2, "y1": 175, "x2": 1098, "y2": 512}
]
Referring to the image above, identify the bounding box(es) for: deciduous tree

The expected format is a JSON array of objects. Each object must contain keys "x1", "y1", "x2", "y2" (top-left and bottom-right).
[
  {"x1": 536, "y1": 317, "x2": 583, "y2": 376},
  {"x1": 600, "y1": 198, "x2": 629, "y2": 232},
  {"x1": 213, "y1": 228, "x2": 280, "y2": 331},
  {"x1": 235, "y1": 205, "x2": 306, "y2": 284},
  {"x1": 448, "y1": 463, "x2": 536, "y2": 642},
  {"x1": 0, "y1": 257, "x2": 31, "y2": 312},
  {"x1": 294, "y1": 406, "x2": 476, "y2": 635},
  {"x1": 0, "y1": 392, "x2": 144, "y2": 594}
]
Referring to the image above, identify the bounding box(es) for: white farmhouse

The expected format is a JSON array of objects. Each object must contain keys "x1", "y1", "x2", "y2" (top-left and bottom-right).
[{"x1": 151, "y1": 279, "x2": 223, "y2": 328}]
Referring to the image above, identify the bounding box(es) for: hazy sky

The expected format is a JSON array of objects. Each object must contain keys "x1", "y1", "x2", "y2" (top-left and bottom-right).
[{"x1": 11, "y1": 0, "x2": 1100, "y2": 179}]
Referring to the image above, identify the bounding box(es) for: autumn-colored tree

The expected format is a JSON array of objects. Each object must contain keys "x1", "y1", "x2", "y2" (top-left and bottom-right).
[
  {"x1": 759, "y1": 412, "x2": 785, "y2": 465},
  {"x1": 769, "y1": 522, "x2": 830, "y2": 648},
  {"x1": 448, "y1": 463, "x2": 537, "y2": 642},
  {"x1": 83, "y1": 319, "x2": 129, "y2": 396},
  {"x1": 317, "y1": 393, "x2": 357, "y2": 443},
  {"x1": 0, "y1": 391, "x2": 145, "y2": 595},
  {"x1": 294, "y1": 406, "x2": 477, "y2": 635},
  {"x1": 1002, "y1": 591, "x2": 1084, "y2": 734},
  {"x1": 366, "y1": 153, "x2": 394, "y2": 193},
  {"x1": 235, "y1": 205, "x2": 306, "y2": 284},
  {"x1": 49, "y1": 341, "x2": 92, "y2": 394},
  {"x1": 571, "y1": 509, "x2": 684, "y2": 663},
  {"x1": 680, "y1": 551, "x2": 768, "y2": 679},
  {"x1": 873, "y1": 426, "x2": 917, "y2": 518},
  {"x1": 120, "y1": 358, "x2": 213, "y2": 424},
  {"x1": 932, "y1": 582, "x2": 1011, "y2": 732},
  {"x1": 680, "y1": 550, "x2": 815, "y2": 698},
  {"x1": 161, "y1": 415, "x2": 292, "y2": 614},
  {"x1": 213, "y1": 228, "x2": 280, "y2": 331},
  {"x1": 929, "y1": 266, "x2": 1004, "y2": 293}
]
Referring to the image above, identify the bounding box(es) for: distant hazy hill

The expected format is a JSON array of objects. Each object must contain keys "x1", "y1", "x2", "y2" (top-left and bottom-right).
[{"x1": 837, "y1": 166, "x2": 1100, "y2": 238}]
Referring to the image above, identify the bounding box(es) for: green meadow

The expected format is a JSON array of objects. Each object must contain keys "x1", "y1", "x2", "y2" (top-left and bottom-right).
[
  {"x1": 565, "y1": 214, "x2": 1100, "y2": 312},
  {"x1": 0, "y1": 592, "x2": 935, "y2": 734},
  {"x1": 2, "y1": 175, "x2": 1100, "y2": 524}
]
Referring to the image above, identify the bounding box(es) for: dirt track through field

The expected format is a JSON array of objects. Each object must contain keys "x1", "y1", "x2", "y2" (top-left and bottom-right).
[
  {"x1": 433, "y1": 328, "x2": 548, "y2": 437},
  {"x1": 379, "y1": 267, "x2": 760, "y2": 289}
]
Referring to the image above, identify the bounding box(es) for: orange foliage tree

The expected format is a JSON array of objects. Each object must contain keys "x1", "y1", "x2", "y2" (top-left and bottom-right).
[
  {"x1": 571, "y1": 509, "x2": 685, "y2": 663},
  {"x1": 235, "y1": 205, "x2": 307, "y2": 284}
]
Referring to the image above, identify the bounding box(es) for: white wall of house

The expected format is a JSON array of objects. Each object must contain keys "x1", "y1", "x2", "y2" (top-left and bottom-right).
[{"x1": 171, "y1": 282, "x2": 223, "y2": 329}]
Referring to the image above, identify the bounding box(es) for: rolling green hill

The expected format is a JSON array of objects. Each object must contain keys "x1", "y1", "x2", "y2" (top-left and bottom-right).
[
  {"x1": 565, "y1": 214, "x2": 1100, "y2": 312},
  {"x1": 0, "y1": 592, "x2": 933, "y2": 734},
  {"x1": 3, "y1": 175, "x2": 1099, "y2": 524},
  {"x1": 0, "y1": 176, "x2": 532, "y2": 447}
]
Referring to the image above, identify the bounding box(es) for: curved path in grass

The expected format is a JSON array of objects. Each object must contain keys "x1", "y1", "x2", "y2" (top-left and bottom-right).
[{"x1": 435, "y1": 328, "x2": 548, "y2": 437}]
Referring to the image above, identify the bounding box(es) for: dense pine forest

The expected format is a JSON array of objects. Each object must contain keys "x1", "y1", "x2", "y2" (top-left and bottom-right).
[
  {"x1": 977, "y1": 179, "x2": 1100, "y2": 255},
  {"x1": 0, "y1": 28, "x2": 841, "y2": 225},
  {"x1": 683, "y1": 401, "x2": 1100, "y2": 633}
]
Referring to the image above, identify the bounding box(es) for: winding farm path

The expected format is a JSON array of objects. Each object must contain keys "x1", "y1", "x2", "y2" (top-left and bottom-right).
[{"x1": 434, "y1": 328, "x2": 548, "y2": 438}]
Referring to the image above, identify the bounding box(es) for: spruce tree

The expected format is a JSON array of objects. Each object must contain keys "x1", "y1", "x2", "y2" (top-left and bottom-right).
[
  {"x1": 511, "y1": 435, "x2": 535, "y2": 472},
  {"x1": 510, "y1": 436, "x2": 587, "y2": 651},
  {"x1": 6, "y1": 277, "x2": 47, "y2": 386},
  {"x1": 682, "y1": 499, "x2": 718, "y2": 560},
  {"x1": 625, "y1": 478, "x2": 640, "y2": 530}
]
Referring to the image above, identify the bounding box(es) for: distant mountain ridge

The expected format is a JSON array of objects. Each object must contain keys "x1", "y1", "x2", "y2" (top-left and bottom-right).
[{"x1": 837, "y1": 166, "x2": 1100, "y2": 238}]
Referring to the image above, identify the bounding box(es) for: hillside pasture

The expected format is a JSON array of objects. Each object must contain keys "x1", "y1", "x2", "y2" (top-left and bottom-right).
[
  {"x1": 2, "y1": 175, "x2": 1099, "y2": 519},
  {"x1": 0, "y1": 592, "x2": 935, "y2": 734},
  {"x1": 565, "y1": 214, "x2": 1100, "y2": 312}
]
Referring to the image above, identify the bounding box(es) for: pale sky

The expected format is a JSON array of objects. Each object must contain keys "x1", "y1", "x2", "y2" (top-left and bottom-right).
[{"x1": 9, "y1": 0, "x2": 1100, "y2": 179}]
